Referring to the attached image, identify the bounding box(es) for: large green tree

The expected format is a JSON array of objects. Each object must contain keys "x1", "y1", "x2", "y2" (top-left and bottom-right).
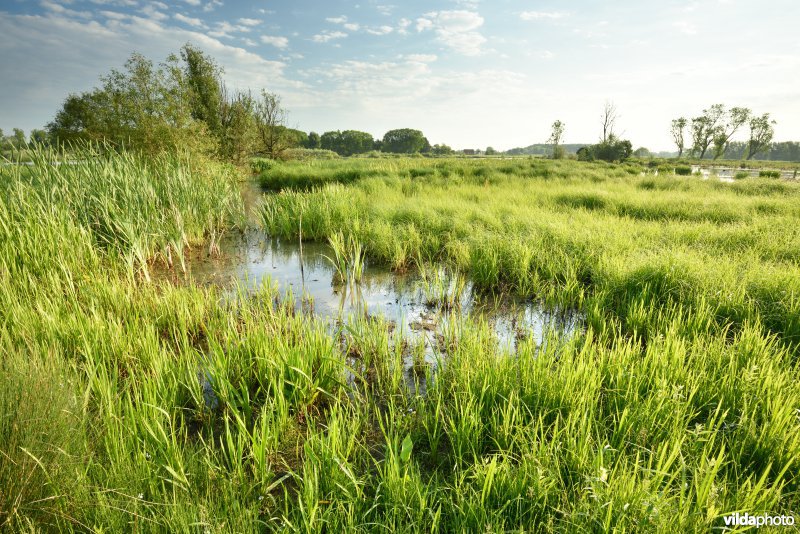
[
  {"x1": 181, "y1": 44, "x2": 223, "y2": 138},
  {"x1": 690, "y1": 104, "x2": 725, "y2": 159},
  {"x1": 320, "y1": 130, "x2": 374, "y2": 156},
  {"x1": 746, "y1": 113, "x2": 776, "y2": 160},
  {"x1": 47, "y1": 51, "x2": 213, "y2": 156},
  {"x1": 711, "y1": 106, "x2": 751, "y2": 160},
  {"x1": 381, "y1": 128, "x2": 429, "y2": 154}
]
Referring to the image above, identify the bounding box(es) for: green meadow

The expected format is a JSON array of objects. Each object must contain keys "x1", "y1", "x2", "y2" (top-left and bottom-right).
[{"x1": 2, "y1": 151, "x2": 800, "y2": 532}]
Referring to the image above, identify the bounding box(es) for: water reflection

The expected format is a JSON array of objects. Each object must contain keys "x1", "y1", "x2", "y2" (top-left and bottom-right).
[{"x1": 157, "y1": 228, "x2": 583, "y2": 396}]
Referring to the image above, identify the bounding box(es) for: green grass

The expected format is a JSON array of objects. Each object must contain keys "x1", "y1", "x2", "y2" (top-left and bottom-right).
[{"x1": 2, "y1": 152, "x2": 799, "y2": 531}]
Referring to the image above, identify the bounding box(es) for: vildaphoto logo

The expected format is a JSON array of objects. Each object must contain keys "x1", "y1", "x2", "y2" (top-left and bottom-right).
[{"x1": 722, "y1": 512, "x2": 796, "y2": 528}]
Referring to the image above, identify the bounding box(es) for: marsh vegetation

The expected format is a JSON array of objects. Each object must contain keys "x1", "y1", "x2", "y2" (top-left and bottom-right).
[{"x1": 2, "y1": 148, "x2": 800, "y2": 532}]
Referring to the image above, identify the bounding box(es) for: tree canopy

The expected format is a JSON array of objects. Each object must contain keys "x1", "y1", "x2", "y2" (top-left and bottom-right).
[{"x1": 381, "y1": 128, "x2": 429, "y2": 154}]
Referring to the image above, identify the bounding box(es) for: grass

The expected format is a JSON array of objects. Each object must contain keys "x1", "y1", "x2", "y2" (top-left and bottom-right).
[{"x1": 2, "y1": 151, "x2": 800, "y2": 531}]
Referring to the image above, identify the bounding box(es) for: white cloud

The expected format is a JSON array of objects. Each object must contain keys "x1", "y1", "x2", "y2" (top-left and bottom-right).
[
  {"x1": 416, "y1": 18, "x2": 433, "y2": 32},
  {"x1": 416, "y1": 10, "x2": 486, "y2": 56},
  {"x1": 520, "y1": 11, "x2": 568, "y2": 21},
  {"x1": 88, "y1": 0, "x2": 138, "y2": 6},
  {"x1": 174, "y1": 13, "x2": 206, "y2": 29},
  {"x1": 312, "y1": 30, "x2": 347, "y2": 43},
  {"x1": 261, "y1": 34, "x2": 289, "y2": 49},
  {"x1": 183, "y1": 0, "x2": 201, "y2": 5},
  {"x1": 140, "y1": 3, "x2": 168, "y2": 21},
  {"x1": 238, "y1": 18, "x2": 262, "y2": 27},
  {"x1": 41, "y1": 0, "x2": 92, "y2": 19},
  {"x1": 326, "y1": 16, "x2": 348, "y2": 24},
  {"x1": 202, "y1": 1, "x2": 222, "y2": 12},
  {"x1": 366, "y1": 25, "x2": 393, "y2": 36},
  {"x1": 209, "y1": 20, "x2": 252, "y2": 38},
  {"x1": 397, "y1": 18, "x2": 411, "y2": 35},
  {"x1": 343, "y1": 23, "x2": 360, "y2": 31}
]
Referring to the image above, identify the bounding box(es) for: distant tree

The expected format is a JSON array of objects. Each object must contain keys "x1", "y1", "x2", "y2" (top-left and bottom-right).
[
  {"x1": 548, "y1": 120, "x2": 565, "y2": 159},
  {"x1": 285, "y1": 129, "x2": 308, "y2": 148},
  {"x1": 711, "y1": 106, "x2": 751, "y2": 160},
  {"x1": 578, "y1": 135, "x2": 632, "y2": 162},
  {"x1": 485, "y1": 146, "x2": 497, "y2": 155},
  {"x1": 13, "y1": 128, "x2": 26, "y2": 148},
  {"x1": 670, "y1": 117, "x2": 687, "y2": 158},
  {"x1": 633, "y1": 147, "x2": 651, "y2": 157},
  {"x1": 306, "y1": 131, "x2": 321, "y2": 149},
  {"x1": 431, "y1": 144, "x2": 453, "y2": 155},
  {"x1": 341, "y1": 130, "x2": 374, "y2": 156},
  {"x1": 600, "y1": 101, "x2": 618, "y2": 143},
  {"x1": 29, "y1": 129, "x2": 48, "y2": 145},
  {"x1": 254, "y1": 91, "x2": 291, "y2": 159},
  {"x1": 320, "y1": 130, "x2": 374, "y2": 156},
  {"x1": 690, "y1": 104, "x2": 725, "y2": 159},
  {"x1": 382, "y1": 128, "x2": 429, "y2": 153},
  {"x1": 746, "y1": 113, "x2": 776, "y2": 160}
]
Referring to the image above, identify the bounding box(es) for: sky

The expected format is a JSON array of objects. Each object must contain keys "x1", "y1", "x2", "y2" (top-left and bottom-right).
[{"x1": 0, "y1": 0, "x2": 798, "y2": 151}]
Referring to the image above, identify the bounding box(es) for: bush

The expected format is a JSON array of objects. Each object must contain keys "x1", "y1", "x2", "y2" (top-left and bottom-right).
[
  {"x1": 281, "y1": 148, "x2": 340, "y2": 161},
  {"x1": 675, "y1": 166, "x2": 692, "y2": 176},
  {"x1": 576, "y1": 138, "x2": 633, "y2": 163},
  {"x1": 251, "y1": 158, "x2": 274, "y2": 173},
  {"x1": 759, "y1": 170, "x2": 781, "y2": 178},
  {"x1": 734, "y1": 171, "x2": 750, "y2": 180}
]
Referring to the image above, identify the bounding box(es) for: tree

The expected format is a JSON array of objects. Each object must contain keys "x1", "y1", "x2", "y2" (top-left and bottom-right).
[
  {"x1": 711, "y1": 106, "x2": 751, "y2": 160},
  {"x1": 29, "y1": 129, "x2": 48, "y2": 145},
  {"x1": 181, "y1": 44, "x2": 223, "y2": 138},
  {"x1": 670, "y1": 117, "x2": 687, "y2": 158},
  {"x1": 381, "y1": 128, "x2": 429, "y2": 153},
  {"x1": 486, "y1": 146, "x2": 497, "y2": 155},
  {"x1": 746, "y1": 113, "x2": 775, "y2": 160},
  {"x1": 601, "y1": 101, "x2": 618, "y2": 143},
  {"x1": 431, "y1": 144, "x2": 453, "y2": 155},
  {"x1": 306, "y1": 131, "x2": 321, "y2": 149},
  {"x1": 548, "y1": 120, "x2": 565, "y2": 159},
  {"x1": 47, "y1": 51, "x2": 214, "y2": 156},
  {"x1": 320, "y1": 130, "x2": 374, "y2": 156},
  {"x1": 254, "y1": 90, "x2": 292, "y2": 159},
  {"x1": 578, "y1": 135, "x2": 632, "y2": 162},
  {"x1": 690, "y1": 104, "x2": 725, "y2": 159},
  {"x1": 13, "y1": 128, "x2": 26, "y2": 148},
  {"x1": 633, "y1": 147, "x2": 651, "y2": 158},
  {"x1": 218, "y1": 86, "x2": 256, "y2": 165}
]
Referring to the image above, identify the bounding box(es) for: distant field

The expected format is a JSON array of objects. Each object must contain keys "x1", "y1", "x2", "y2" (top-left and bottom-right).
[{"x1": 2, "y1": 152, "x2": 799, "y2": 531}]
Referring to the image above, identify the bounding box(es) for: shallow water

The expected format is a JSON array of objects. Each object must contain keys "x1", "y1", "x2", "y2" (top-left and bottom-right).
[
  {"x1": 157, "y1": 224, "x2": 583, "y2": 396},
  {"x1": 690, "y1": 165, "x2": 797, "y2": 182}
]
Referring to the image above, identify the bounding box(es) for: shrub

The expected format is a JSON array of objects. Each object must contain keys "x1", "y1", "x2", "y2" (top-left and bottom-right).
[
  {"x1": 734, "y1": 171, "x2": 750, "y2": 180},
  {"x1": 675, "y1": 166, "x2": 692, "y2": 176},
  {"x1": 759, "y1": 170, "x2": 781, "y2": 178},
  {"x1": 281, "y1": 148, "x2": 340, "y2": 161}
]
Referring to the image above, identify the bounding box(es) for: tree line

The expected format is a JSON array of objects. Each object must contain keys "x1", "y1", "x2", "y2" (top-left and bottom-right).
[
  {"x1": 300, "y1": 128, "x2": 454, "y2": 156},
  {"x1": 671, "y1": 105, "x2": 776, "y2": 160},
  {"x1": 3, "y1": 45, "x2": 450, "y2": 163}
]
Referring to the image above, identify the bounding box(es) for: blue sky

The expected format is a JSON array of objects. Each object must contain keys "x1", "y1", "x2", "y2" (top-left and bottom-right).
[{"x1": 1, "y1": 0, "x2": 798, "y2": 150}]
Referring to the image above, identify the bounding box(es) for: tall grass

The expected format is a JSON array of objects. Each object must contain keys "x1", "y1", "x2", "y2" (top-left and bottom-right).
[
  {"x1": 2, "y1": 151, "x2": 799, "y2": 531},
  {"x1": 261, "y1": 158, "x2": 800, "y2": 347}
]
